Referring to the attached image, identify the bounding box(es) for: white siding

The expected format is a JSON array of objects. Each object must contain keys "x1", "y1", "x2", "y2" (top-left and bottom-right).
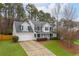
[
  {"x1": 15, "y1": 33, "x2": 36, "y2": 41},
  {"x1": 42, "y1": 23, "x2": 51, "y2": 32},
  {"x1": 21, "y1": 22, "x2": 30, "y2": 31}
]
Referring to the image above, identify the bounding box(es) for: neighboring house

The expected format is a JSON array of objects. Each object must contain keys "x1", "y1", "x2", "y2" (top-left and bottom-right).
[
  {"x1": 13, "y1": 20, "x2": 57, "y2": 41},
  {"x1": 73, "y1": 22, "x2": 79, "y2": 31}
]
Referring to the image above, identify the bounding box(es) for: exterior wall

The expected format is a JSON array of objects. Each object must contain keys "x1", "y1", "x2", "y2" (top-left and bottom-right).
[{"x1": 42, "y1": 23, "x2": 51, "y2": 32}]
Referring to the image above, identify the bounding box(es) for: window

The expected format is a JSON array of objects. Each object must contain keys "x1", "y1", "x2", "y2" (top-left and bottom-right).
[
  {"x1": 45, "y1": 27, "x2": 48, "y2": 30},
  {"x1": 37, "y1": 27, "x2": 40, "y2": 30},
  {"x1": 28, "y1": 26, "x2": 32, "y2": 32}
]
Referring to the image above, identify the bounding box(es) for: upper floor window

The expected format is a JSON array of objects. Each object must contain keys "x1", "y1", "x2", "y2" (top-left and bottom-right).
[
  {"x1": 28, "y1": 26, "x2": 32, "y2": 32},
  {"x1": 45, "y1": 27, "x2": 48, "y2": 30}
]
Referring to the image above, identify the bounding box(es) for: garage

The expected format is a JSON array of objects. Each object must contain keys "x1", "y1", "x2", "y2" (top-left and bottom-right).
[{"x1": 16, "y1": 33, "x2": 35, "y2": 41}]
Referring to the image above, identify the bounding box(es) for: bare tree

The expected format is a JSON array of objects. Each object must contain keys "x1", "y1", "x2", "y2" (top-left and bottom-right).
[
  {"x1": 62, "y1": 4, "x2": 77, "y2": 48},
  {"x1": 63, "y1": 5, "x2": 77, "y2": 30},
  {"x1": 52, "y1": 3, "x2": 61, "y2": 38}
]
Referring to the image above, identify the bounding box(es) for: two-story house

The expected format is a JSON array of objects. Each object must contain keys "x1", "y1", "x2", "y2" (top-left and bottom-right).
[{"x1": 13, "y1": 20, "x2": 57, "y2": 41}]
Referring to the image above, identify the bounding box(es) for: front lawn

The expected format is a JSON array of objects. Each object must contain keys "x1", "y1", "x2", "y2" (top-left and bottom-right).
[
  {"x1": 0, "y1": 41, "x2": 27, "y2": 56},
  {"x1": 41, "y1": 40, "x2": 74, "y2": 56},
  {"x1": 73, "y1": 40, "x2": 79, "y2": 45}
]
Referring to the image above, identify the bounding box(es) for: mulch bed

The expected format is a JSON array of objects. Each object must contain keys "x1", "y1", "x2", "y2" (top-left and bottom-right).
[
  {"x1": 37, "y1": 38, "x2": 47, "y2": 41},
  {"x1": 0, "y1": 34, "x2": 12, "y2": 41},
  {"x1": 59, "y1": 40, "x2": 79, "y2": 55}
]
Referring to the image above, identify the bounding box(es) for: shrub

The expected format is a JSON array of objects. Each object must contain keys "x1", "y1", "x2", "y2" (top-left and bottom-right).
[
  {"x1": 50, "y1": 37, "x2": 59, "y2": 40},
  {"x1": 12, "y1": 36, "x2": 19, "y2": 43},
  {"x1": 37, "y1": 38, "x2": 47, "y2": 41}
]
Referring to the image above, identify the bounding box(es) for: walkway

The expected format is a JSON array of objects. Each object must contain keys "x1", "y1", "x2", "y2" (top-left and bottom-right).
[{"x1": 19, "y1": 41, "x2": 55, "y2": 56}]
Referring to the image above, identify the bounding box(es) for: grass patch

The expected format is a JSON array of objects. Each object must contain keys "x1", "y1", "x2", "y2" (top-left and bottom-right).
[
  {"x1": 42, "y1": 40, "x2": 74, "y2": 56},
  {"x1": 73, "y1": 40, "x2": 79, "y2": 45},
  {"x1": 0, "y1": 41, "x2": 27, "y2": 56}
]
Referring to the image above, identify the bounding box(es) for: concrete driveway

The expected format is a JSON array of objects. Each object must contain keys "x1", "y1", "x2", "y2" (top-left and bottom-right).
[{"x1": 19, "y1": 41, "x2": 55, "y2": 56}]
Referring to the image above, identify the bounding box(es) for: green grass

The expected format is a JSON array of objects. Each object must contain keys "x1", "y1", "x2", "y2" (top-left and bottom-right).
[
  {"x1": 73, "y1": 40, "x2": 79, "y2": 45},
  {"x1": 42, "y1": 40, "x2": 74, "y2": 56},
  {"x1": 0, "y1": 41, "x2": 27, "y2": 56}
]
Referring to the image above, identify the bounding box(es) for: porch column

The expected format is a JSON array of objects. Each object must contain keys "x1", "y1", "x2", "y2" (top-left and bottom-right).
[{"x1": 36, "y1": 33, "x2": 37, "y2": 38}]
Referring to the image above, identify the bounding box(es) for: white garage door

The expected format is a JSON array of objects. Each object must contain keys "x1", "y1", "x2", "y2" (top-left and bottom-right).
[{"x1": 17, "y1": 33, "x2": 35, "y2": 41}]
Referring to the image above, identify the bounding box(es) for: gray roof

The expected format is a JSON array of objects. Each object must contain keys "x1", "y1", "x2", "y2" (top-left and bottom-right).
[
  {"x1": 14, "y1": 20, "x2": 53, "y2": 33},
  {"x1": 15, "y1": 21, "x2": 23, "y2": 32},
  {"x1": 31, "y1": 20, "x2": 53, "y2": 33},
  {"x1": 31, "y1": 20, "x2": 47, "y2": 27}
]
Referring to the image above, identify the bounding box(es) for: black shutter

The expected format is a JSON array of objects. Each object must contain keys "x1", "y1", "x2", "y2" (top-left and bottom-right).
[
  {"x1": 20, "y1": 25, "x2": 23, "y2": 31},
  {"x1": 21, "y1": 26, "x2": 23, "y2": 30},
  {"x1": 50, "y1": 27, "x2": 51, "y2": 31},
  {"x1": 19, "y1": 25, "x2": 21, "y2": 31}
]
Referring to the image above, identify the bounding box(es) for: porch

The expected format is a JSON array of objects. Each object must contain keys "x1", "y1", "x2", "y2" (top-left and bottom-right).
[{"x1": 34, "y1": 32, "x2": 53, "y2": 40}]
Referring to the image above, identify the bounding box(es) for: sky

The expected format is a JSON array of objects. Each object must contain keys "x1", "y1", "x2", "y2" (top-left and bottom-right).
[{"x1": 32, "y1": 3, "x2": 79, "y2": 21}]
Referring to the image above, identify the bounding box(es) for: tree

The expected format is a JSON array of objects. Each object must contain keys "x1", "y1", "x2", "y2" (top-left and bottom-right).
[
  {"x1": 37, "y1": 10, "x2": 45, "y2": 21},
  {"x1": 0, "y1": 3, "x2": 27, "y2": 34},
  {"x1": 61, "y1": 4, "x2": 77, "y2": 48},
  {"x1": 52, "y1": 3, "x2": 61, "y2": 38},
  {"x1": 0, "y1": 3, "x2": 4, "y2": 34},
  {"x1": 26, "y1": 4, "x2": 38, "y2": 21},
  {"x1": 16, "y1": 3, "x2": 26, "y2": 21},
  {"x1": 37, "y1": 10, "x2": 53, "y2": 23},
  {"x1": 1, "y1": 3, "x2": 15, "y2": 34},
  {"x1": 62, "y1": 5, "x2": 77, "y2": 30},
  {"x1": 44, "y1": 13, "x2": 52, "y2": 22},
  {"x1": 0, "y1": 3, "x2": 4, "y2": 18}
]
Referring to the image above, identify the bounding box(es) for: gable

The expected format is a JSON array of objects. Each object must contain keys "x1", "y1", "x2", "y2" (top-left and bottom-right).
[
  {"x1": 43, "y1": 23, "x2": 51, "y2": 28},
  {"x1": 21, "y1": 22, "x2": 30, "y2": 26},
  {"x1": 42, "y1": 23, "x2": 52, "y2": 32},
  {"x1": 14, "y1": 21, "x2": 33, "y2": 32}
]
